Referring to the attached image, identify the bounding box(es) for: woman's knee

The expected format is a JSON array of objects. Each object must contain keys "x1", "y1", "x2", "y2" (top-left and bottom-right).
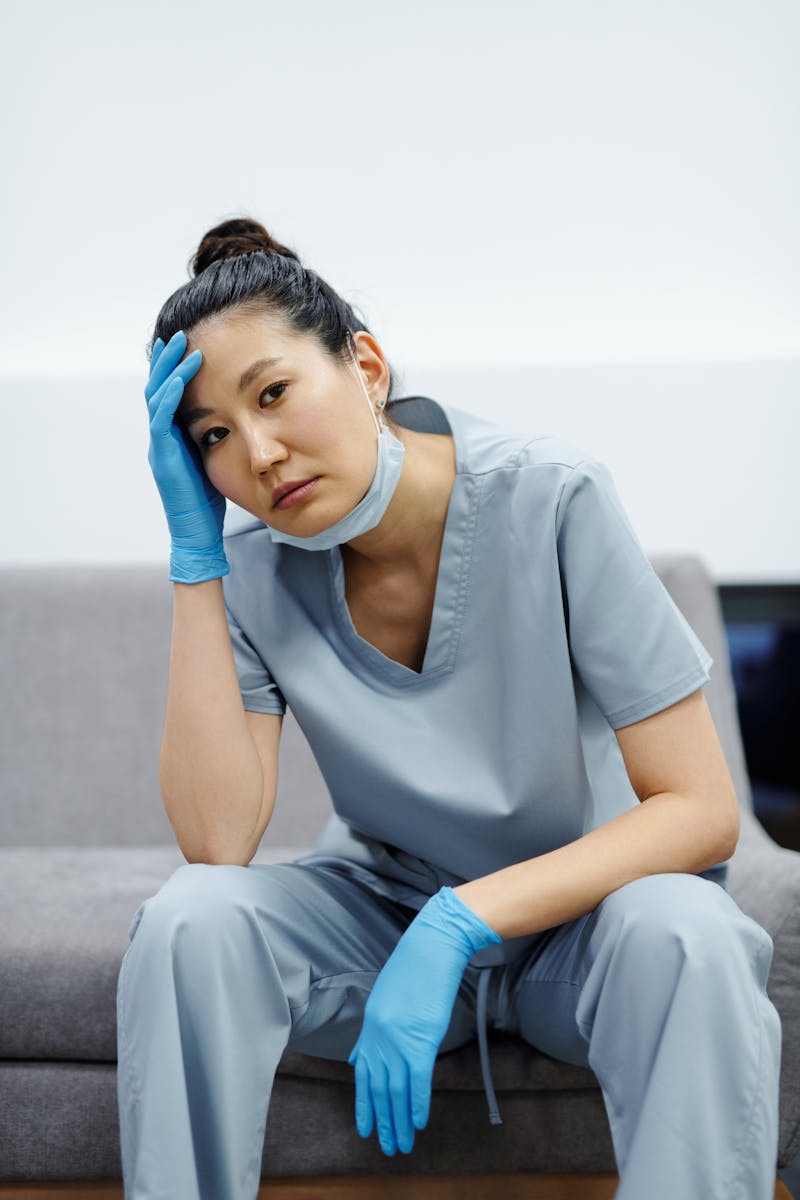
[
  {"x1": 593, "y1": 872, "x2": 774, "y2": 983},
  {"x1": 126, "y1": 862, "x2": 268, "y2": 947},
  {"x1": 573, "y1": 875, "x2": 782, "y2": 1102},
  {"x1": 117, "y1": 864, "x2": 303, "y2": 1039}
]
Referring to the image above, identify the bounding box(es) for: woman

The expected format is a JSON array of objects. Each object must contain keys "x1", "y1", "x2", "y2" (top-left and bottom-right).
[{"x1": 118, "y1": 216, "x2": 782, "y2": 1199}]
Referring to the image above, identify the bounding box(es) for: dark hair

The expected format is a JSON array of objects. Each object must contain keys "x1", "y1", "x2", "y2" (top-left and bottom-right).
[{"x1": 148, "y1": 215, "x2": 402, "y2": 414}]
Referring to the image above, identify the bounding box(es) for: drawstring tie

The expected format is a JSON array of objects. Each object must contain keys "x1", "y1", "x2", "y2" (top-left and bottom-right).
[{"x1": 476, "y1": 964, "x2": 503, "y2": 1125}]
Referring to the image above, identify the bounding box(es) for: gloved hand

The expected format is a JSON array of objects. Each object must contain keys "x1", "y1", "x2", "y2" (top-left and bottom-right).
[
  {"x1": 348, "y1": 886, "x2": 501, "y2": 1157},
  {"x1": 145, "y1": 329, "x2": 230, "y2": 583}
]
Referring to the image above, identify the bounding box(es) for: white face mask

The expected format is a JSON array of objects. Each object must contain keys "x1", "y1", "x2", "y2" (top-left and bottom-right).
[{"x1": 266, "y1": 346, "x2": 406, "y2": 551}]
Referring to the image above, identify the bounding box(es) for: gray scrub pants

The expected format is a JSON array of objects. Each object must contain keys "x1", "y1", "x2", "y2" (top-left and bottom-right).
[{"x1": 116, "y1": 858, "x2": 781, "y2": 1200}]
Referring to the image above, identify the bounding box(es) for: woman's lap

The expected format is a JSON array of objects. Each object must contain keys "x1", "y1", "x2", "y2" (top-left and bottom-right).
[{"x1": 129, "y1": 861, "x2": 773, "y2": 1071}]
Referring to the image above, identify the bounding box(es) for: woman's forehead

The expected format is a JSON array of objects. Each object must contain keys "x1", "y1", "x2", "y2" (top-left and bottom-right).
[
  {"x1": 177, "y1": 319, "x2": 326, "y2": 417},
  {"x1": 185, "y1": 310, "x2": 292, "y2": 358}
]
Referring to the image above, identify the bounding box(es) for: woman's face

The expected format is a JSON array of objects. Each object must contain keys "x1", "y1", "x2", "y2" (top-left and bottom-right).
[{"x1": 177, "y1": 311, "x2": 390, "y2": 532}]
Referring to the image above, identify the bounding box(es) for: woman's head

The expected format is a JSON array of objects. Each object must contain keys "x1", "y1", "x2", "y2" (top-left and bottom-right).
[
  {"x1": 148, "y1": 217, "x2": 405, "y2": 535},
  {"x1": 148, "y1": 215, "x2": 400, "y2": 407}
]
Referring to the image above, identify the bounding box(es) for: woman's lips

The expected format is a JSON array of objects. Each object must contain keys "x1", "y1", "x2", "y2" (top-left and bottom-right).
[{"x1": 274, "y1": 477, "x2": 320, "y2": 510}]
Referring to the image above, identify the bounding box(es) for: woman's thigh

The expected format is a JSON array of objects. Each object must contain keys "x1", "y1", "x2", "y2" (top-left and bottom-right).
[
  {"x1": 123, "y1": 860, "x2": 479, "y2": 1062},
  {"x1": 500, "y1": 871, "x2": 774, "y2": 1070}
]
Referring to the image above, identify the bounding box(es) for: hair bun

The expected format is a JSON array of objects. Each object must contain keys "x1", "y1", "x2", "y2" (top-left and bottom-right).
[{"x1": 190, "y1": 217, "x2": 301, "y2": 276}]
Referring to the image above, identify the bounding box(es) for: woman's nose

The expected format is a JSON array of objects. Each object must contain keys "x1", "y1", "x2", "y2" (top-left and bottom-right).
[{"x1": 244, "y1": 430, "x2": 287, "y2": 474}]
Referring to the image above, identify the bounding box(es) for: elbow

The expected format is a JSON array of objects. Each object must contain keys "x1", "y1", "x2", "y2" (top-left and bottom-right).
[
  {"x1": 163, "y1": 793, "x2": 262, "y2": 868},
  {"x1": 712, "y1": 798, "x2": 741, "y2": 864},
  {"x1": 177, "y1": 831, "x2": 256, "y2": 868},
  {"x1": 183, "y1": 848, "x2": 254, "y2": 868}
]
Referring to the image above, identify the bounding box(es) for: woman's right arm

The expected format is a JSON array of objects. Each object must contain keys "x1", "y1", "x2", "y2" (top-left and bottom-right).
[
  {"x1": 159, "y1": 577, "x2": 281, "y2": 866},
  {"x1": 144, "y1": 329, "x2": 281, "y2": 865}
]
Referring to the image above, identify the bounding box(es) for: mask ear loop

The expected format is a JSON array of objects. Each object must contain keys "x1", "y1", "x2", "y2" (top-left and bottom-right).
[{"x1": 349, "y1": 345, "x2": 386, "y2": 440}]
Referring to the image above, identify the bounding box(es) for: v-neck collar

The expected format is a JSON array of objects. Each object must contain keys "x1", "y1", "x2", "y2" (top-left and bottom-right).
[{"x1": 325, "y1": 400, "x2": 482, "y2": 688}]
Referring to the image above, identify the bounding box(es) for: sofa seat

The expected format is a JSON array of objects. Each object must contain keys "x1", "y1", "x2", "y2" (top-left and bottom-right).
[
  {"x1": 1, "y1": 844, "x2": 622, "y2": 1180},
  {"x1": 0, "y1": 844, "x2": 599, "y2": 1095}
]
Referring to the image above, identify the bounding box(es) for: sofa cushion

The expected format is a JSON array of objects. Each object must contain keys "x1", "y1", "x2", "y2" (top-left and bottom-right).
[
  {"x1": 727, "y1": 805, "x2": 800, "y2": 1166},
  {"x1": 0, "y1": 846, "x2": 284, "y2": 1061},
  {"x1": 278, "y1": 1031, "x2": 598, "y2": 1092},
  {"x1": 0, "y1": 1060, "x2": 618, "y2": 1180},
  {"x1": 0, "y1": 566, "x2": 335, "y2": 850}
]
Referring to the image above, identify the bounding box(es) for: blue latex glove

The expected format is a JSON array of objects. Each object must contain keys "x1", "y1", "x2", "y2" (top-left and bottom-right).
[
  {"x1": 348, "y1": 885, "x2": 502, "y2": 1157},
  {"x1": 145, "y1": 330, "x2": 230, "y2": 584}
]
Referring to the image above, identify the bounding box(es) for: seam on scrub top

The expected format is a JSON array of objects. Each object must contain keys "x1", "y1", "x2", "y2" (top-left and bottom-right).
[
  {"x1": 394, "y1": 470, "x2": 483, "y2": 681},
  {"x1": 605, "y1": 663, "x2": 712, "y2": 729},
  {"x1": 442, "y1": 471, "x2": 484, "y2": 673},
  {"x1": 225, "y1": 586, "x2": 288, "y2": 711},
  {"x1": 504, "y1": 442, "x2": 593, "y2": 475},
  {"x1": 243, "y1": 701, "x2": 286, "y2": 716},
  {"x1": 552, "y1": 459, "x2": 593, "y2": 529},
  {"x1": 327, "y1": 474, "x2": 484, "y2": 689},
  {"x1": 324, "y1": 551, "x2": 424, "y2": 687},
  {"x1": 436, "y1": 396, "x2": 590, "y2": 477}
]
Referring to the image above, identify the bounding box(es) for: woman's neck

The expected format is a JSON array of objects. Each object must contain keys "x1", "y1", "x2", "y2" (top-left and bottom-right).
[{"x1": 341, "y1": 426, "x2": 457, "y2": 575}]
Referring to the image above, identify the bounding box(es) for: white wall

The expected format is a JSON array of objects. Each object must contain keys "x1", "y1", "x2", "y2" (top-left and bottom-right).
[
  {"x1": 2, "y1": 0, "x2": 798, "y2": 579},
  {"x1": 1, "y1": 359, "x2": 796, "y2": 582}
]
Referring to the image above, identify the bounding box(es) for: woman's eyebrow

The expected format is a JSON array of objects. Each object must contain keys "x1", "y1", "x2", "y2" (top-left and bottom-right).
[
  {"x1": 238, "y1": 356, "x2": 284, "y2": 393},
  {"x1": 182, "y1": 356, "x2": 285, "y2": 427},
  {"x1": 183, "y1": 405, "x2": 214, "y2": 428}
]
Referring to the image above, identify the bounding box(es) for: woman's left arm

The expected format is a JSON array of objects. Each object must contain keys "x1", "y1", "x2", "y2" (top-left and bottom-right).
[
  {"x1": 349, "y1": 687, "x2": 738, "y2": 1157},
  {"x1": 453, "y1": 687, "x2": 741, "y2": 939}
]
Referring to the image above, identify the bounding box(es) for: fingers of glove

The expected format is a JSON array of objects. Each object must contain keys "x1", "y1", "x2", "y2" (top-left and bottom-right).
[
  {"x1": 149, "y1": 337, "x2": 166, "y2": 375},
  {"x1": 145, "y1": 330, "x2": 202, "y2": 405},
  {"x1": 410, "y1": 1059, "x2": 435, "y2": 1131},
  {"x1": 368, "y1": 1057, "x2": 399, "y2": 1156},
  {"x1": 147, "y1": 354, "x2": 203, "y2": 432},
  {"x1": 347, "y1": 1036, "x2": 362, "y2": 1071},
  {"x1": 352, "y1": 1054, "x2": 375, "y2": 1140},
  {"x1": 148, "y1": 373, "x2": 188, "y2": 439},
  {"x1": 146, "y1": 330, "x2": 185, "y2": 400},
  {"x1": 387, "y1": 1055, "x2": 415, "y2": 1155},
  {"x1": 146, "y1": 329, "x2": 186, "y2": 398}
]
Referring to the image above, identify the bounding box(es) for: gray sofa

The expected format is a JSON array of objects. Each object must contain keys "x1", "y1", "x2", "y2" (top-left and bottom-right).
[{"x1": 1, "y1": 556, "x2": 799, "y2": 1192}]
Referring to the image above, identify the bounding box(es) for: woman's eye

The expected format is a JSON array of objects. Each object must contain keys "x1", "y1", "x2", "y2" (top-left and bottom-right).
[
  {"x1": 200, "y1": 427, "x2": 227, "y2": 449},
  {"x1": 196, "y1": 381, "x2": 287, "y2": 448},
  {"x1": 260, "y1": 381, "x2": 287, "y2": 405}
]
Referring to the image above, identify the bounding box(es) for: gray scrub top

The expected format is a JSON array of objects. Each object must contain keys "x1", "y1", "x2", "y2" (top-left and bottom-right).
[{"x1": 220, "y1": 397, "x2": 720, "y2": 1123}]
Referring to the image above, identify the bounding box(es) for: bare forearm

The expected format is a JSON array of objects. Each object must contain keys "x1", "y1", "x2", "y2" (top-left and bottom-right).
[
  {"x1": 160, "y1": 578, "x2": 264, "y2": 863},
  {"x1": 452, "y1": 791, "x2": 739, "y2": 940}
]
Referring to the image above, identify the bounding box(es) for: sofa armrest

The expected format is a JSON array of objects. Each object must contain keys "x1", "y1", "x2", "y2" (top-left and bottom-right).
[{"x1": 727, "y1": 803, "x2": 800, "y2": 1167}]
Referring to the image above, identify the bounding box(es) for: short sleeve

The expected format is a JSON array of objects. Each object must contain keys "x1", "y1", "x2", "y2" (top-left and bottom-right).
[
  {"x1": 555, "y1": 458, "x2": 713, "y2": 730},
  {"x1": 224, "y1": 597, "x2": 287, "y2": 716}
]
